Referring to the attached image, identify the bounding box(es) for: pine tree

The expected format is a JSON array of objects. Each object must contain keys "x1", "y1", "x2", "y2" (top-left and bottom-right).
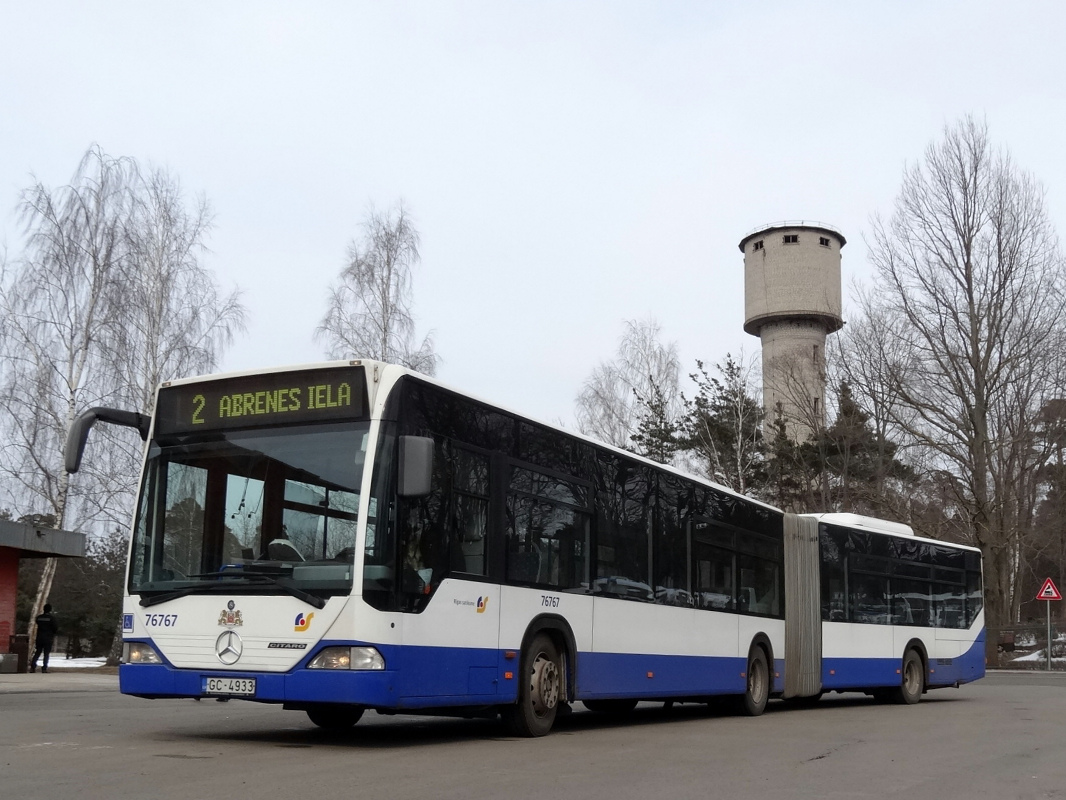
[
  {"x1": 818, "y1": 381, "x2": 914, "y2": 515},
  {"x1": 630, "y1": 381, "x2": 685, "y2": 465}
]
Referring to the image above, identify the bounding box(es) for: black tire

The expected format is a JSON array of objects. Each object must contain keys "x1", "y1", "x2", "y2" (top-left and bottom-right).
[
  {"x1": 502, "y1": 633, "x2": 563, "y2": 737},
  {"x1": 582, "y1": 699, "x2": 639, "y2": 715},
  {"x1": 891, "y1": 648, "x2": 924, "y2": 705},
  {"x1": 739, "y1": 647, "x2": 770, "y2": 716},
  {"x1": 306, "y1": 704, "x2": 364, "y2": 730}
]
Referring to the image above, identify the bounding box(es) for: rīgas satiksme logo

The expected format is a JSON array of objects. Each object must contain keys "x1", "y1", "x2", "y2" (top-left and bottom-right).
[{"x1": 452, "y1": 596, "x2": 490, "y2": 613}]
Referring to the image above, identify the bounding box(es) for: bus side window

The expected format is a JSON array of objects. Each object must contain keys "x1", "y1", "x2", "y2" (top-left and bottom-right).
[
  {"x1": 506, "y1": 465, "x2": 590, "y2": 591},
  {"x1": 820, "y1": 527, "x2": 847, "y2": 621},
  {"x1": 594, "y1": 457, "x2": 653, "y2": 601},
  {"x1": 693, "y1": 543, "x2": 734, "y2": 611},
  {"x1": 849, "y1": 572, "x2": 890, "y2": 624},
  {"x1": 452, "y1": 447, "x2": 489, "y2": 576},
  {"x1": 506, "y1": 495, "x2": 542, "y2": 584},
  {"x1": 396, "y1": 441, "x2": 450, "y2": 608}
]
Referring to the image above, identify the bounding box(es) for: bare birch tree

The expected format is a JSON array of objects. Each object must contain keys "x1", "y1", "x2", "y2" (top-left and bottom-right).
[
  {"x1": 117, "y1": 166, "x2": 246, "y2": 415},
  {"x1": 575, "y1": 318, "x2": 682, "y2": 453},
  {"x1": 0, "y1": 146, "x2": 137, "y2": 647},
  {"x1": 863, "y1": 116, "x2": 1066, "y2": 646},
  {"x1": 317, "y1": 203, "x2": 438, "y2": 375},
  {"x1": 832, "y1": 302, "x2": 912, "y2": 464},
  {"x1": 102, "y1": 164, "x2": 246, "y2": 662},
  {"x1": 0, "y1": 147, "x2": 246, "y2": 656}
]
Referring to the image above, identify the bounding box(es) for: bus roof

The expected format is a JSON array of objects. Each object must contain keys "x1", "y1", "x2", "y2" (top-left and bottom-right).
[
  {"x1": 801, "y1": 512, "x2": 982, "y2": 553},
  {"x1": 803, "y1": 513, "x2": 915, "y2": 537}
]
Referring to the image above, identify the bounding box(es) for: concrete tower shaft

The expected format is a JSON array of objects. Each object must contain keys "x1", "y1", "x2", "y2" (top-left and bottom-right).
[{"x1": 739, "y1": 222, "x2": 846, "y2": 439}]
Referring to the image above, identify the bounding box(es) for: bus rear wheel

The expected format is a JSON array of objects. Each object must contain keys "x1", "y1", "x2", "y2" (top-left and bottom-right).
[
  {"x1": 738, "y1": 647, "x2": 770, "y2": 716},
  {"x1": 891, "y1": 649, "x2": 924, "y2": 705},
  {"x1": 502, "y1": 633, "x2": 562, "y2": 737},
  {"x1": 306, "y1": 704, "x2": 364, "y2": 730}
]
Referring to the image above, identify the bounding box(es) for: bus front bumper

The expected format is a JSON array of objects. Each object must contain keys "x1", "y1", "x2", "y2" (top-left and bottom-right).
[{"x1": 120, "y1": 662, "x2": 400, "y2": 707}]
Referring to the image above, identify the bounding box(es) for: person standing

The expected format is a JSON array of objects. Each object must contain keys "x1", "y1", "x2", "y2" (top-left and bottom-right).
[{"x1": 30, "y1": 603, "x2": 58, "y2": 673}]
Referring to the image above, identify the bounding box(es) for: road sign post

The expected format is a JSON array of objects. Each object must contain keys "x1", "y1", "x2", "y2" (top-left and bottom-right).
[{"x1": 1036, "y1": 578, "x2": 1062, "y2": 671}]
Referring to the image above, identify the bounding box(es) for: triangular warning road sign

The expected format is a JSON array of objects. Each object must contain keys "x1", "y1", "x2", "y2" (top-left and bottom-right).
[{"x1": 1036, "y1": 577, "x2": 1062, "y2": 601}]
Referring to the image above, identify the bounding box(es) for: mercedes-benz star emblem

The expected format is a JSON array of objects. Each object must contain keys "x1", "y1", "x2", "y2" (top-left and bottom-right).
[{"x1": 215, "y1": 630, "x2": 243, "y2": 665}]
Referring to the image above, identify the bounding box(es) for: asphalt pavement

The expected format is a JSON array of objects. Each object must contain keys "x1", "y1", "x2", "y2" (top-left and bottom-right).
[
  {"x1": 2, "y1": 667, "x2": 1063, "y2": 696},
  {"x1": 0, "y1": 670, "x2": 118, "y2": 693},
  {"x1": 4, "y1": 669, "x2": 1066, "y2": 800}
]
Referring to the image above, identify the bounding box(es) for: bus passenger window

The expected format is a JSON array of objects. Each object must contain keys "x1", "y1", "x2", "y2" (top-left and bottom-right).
[
  {"x1": 825, "y1": 579, "x2": 846, "y2": 621},
  {"x1": 849, "y1": 573, "x2": 890, "y2": 624},
  {"x1": 693, "y1": 544, "x2": 734, "y2": 610},
  {"x1": 737, "y1": 554, "x2": 780, "y2": 616},
  {"x1": 397, "y1": 482, "x2": 449, "y2": 608},
  {"x1": 594, "y1": 459, "x2": 653, "y2": 601},
  {"x1": 934, "y1": 586, "x2": 965, "y2": 628},
  {"x1": 893, "y1": 579, "x2": 931, "y2": 626},
  {"x1": 506, "y1": 494, "x2": 588, "y2": 590},
  {"x1": 452, "y1": 448, "x2": 489, "y2": 575}
]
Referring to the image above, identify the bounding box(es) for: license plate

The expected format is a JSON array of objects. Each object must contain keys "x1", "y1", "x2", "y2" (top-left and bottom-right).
[{"x1": 203, "y1": 676, "x2": 256, "y2": 696}]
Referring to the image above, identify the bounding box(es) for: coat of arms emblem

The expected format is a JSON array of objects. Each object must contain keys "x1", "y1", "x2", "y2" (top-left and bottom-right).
[{"x1": 218, "y1": 600, "x2": 244, "y2": 627}]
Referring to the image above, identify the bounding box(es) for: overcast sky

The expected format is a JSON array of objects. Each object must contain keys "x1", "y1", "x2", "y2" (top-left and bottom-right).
[{"x1": 2, "y1": 2, "x2": 1064, "y2": 427}]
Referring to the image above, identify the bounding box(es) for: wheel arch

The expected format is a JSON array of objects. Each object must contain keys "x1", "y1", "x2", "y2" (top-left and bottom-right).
[{"x1": 519, "y1": 614, "x2": 577, "y2": 700}]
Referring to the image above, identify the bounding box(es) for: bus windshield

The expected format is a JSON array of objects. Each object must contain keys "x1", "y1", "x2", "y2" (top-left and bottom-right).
[{"x1": 129, "y1": 421, "x2": 370, "y2": 603}]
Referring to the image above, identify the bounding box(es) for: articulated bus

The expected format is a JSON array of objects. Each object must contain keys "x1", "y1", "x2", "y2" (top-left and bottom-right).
[{"x1": 66, "y1": 361, "x2": 985, "y2": 736}]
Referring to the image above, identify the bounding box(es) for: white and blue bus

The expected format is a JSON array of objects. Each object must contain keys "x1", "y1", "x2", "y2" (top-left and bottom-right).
[{"x1": 66, "y1": 361, "x2": 985, "y2": 736}]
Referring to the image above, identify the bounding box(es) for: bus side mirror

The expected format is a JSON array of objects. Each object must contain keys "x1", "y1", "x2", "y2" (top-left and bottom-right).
[
  {"x1": 65, "y1": 407, "x2": 151, "y2": 473},
  {"x1": 398, "y1": 436, "x2": 434, "y2": 497}
]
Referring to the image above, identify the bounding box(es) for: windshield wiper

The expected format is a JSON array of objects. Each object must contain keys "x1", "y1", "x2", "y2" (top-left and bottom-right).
[
  {"x1": 139, "y1": 584, "x2": 211, "y2": 607},
  {"x1": 139, "y1": 573, "x2": 327, "y2": 609},
  {"x1": 232, "y1": 573, "x2": 327, "y2": 609}
]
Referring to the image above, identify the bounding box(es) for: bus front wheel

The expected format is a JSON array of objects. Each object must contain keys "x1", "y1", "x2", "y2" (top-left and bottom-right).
[
  {"x1": 502, "y1": 633, "x2": 562, "y2": 737},
  {"x1": 306, "y1": 704, "x2": 364, "y2": 730},
  {"x1": 739, "y1": 647, "x2": 770, "y2": 716}
]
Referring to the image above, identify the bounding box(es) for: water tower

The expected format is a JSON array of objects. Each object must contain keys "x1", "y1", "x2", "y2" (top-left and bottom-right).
[{"x1": 739, "y1": 222, "x2": 845, "y2": 440}]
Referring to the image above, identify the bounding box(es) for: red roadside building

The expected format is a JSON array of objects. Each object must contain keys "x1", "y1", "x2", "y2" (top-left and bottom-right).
[{"x1": 0, "y1": 517, "x2": 85, "y2": 672}]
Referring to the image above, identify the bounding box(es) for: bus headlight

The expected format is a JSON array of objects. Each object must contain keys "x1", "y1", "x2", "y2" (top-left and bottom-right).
[
  {"x1": 122, "y1": 642, "x2": 163, "y2": 664},
  {"x1": 350, "y1": 646, "x2": 386, "y2": 670},
  {"x1": 308, "y1": 646, "x2": 385, "y2": 670}
]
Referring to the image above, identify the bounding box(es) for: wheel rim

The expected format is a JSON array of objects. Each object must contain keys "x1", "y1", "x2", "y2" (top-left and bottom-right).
[
  {"x1": 530, "y1": 651, "x2": 560, "y2": 717},
  {"x1": 748, "y1": 657, "x2": 767, "y2": 704},
  {"x1": 903, "y1": 657, "x2": 921, "y2": 696}
]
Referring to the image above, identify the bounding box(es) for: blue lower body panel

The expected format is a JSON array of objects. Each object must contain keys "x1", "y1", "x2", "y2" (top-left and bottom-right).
[
  {"x1": 121, "y1": 638, "x2": 770, "y2": 708},
  {"x1": 121, "y1": 635, "x2": 984, "y2": 709},
  {"x1": 822, "y1": 657, "x2": 903, "y2": 690},
  {"x1": 928, "y1": 633, "x2": 986, "y2": 688},
  {"x1": 821, "y1": 634, "x2": 986, "y2": 691},
  {"x1": 577, "y1": 652, "x2": 752, "y2": 699}
]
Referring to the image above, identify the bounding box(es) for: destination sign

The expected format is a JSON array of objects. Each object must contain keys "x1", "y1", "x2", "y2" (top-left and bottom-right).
[{"x1": 155, "y1": 366, "x2": 368, "y2": 436}]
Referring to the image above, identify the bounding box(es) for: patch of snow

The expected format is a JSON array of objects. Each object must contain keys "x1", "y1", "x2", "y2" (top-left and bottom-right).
[
  {"x1": 1011, "y1": 651, "x2": 1066, "y2": 663},
  {"x1": 48, "y1": 657, "x2": 107, "y2": 669}
]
